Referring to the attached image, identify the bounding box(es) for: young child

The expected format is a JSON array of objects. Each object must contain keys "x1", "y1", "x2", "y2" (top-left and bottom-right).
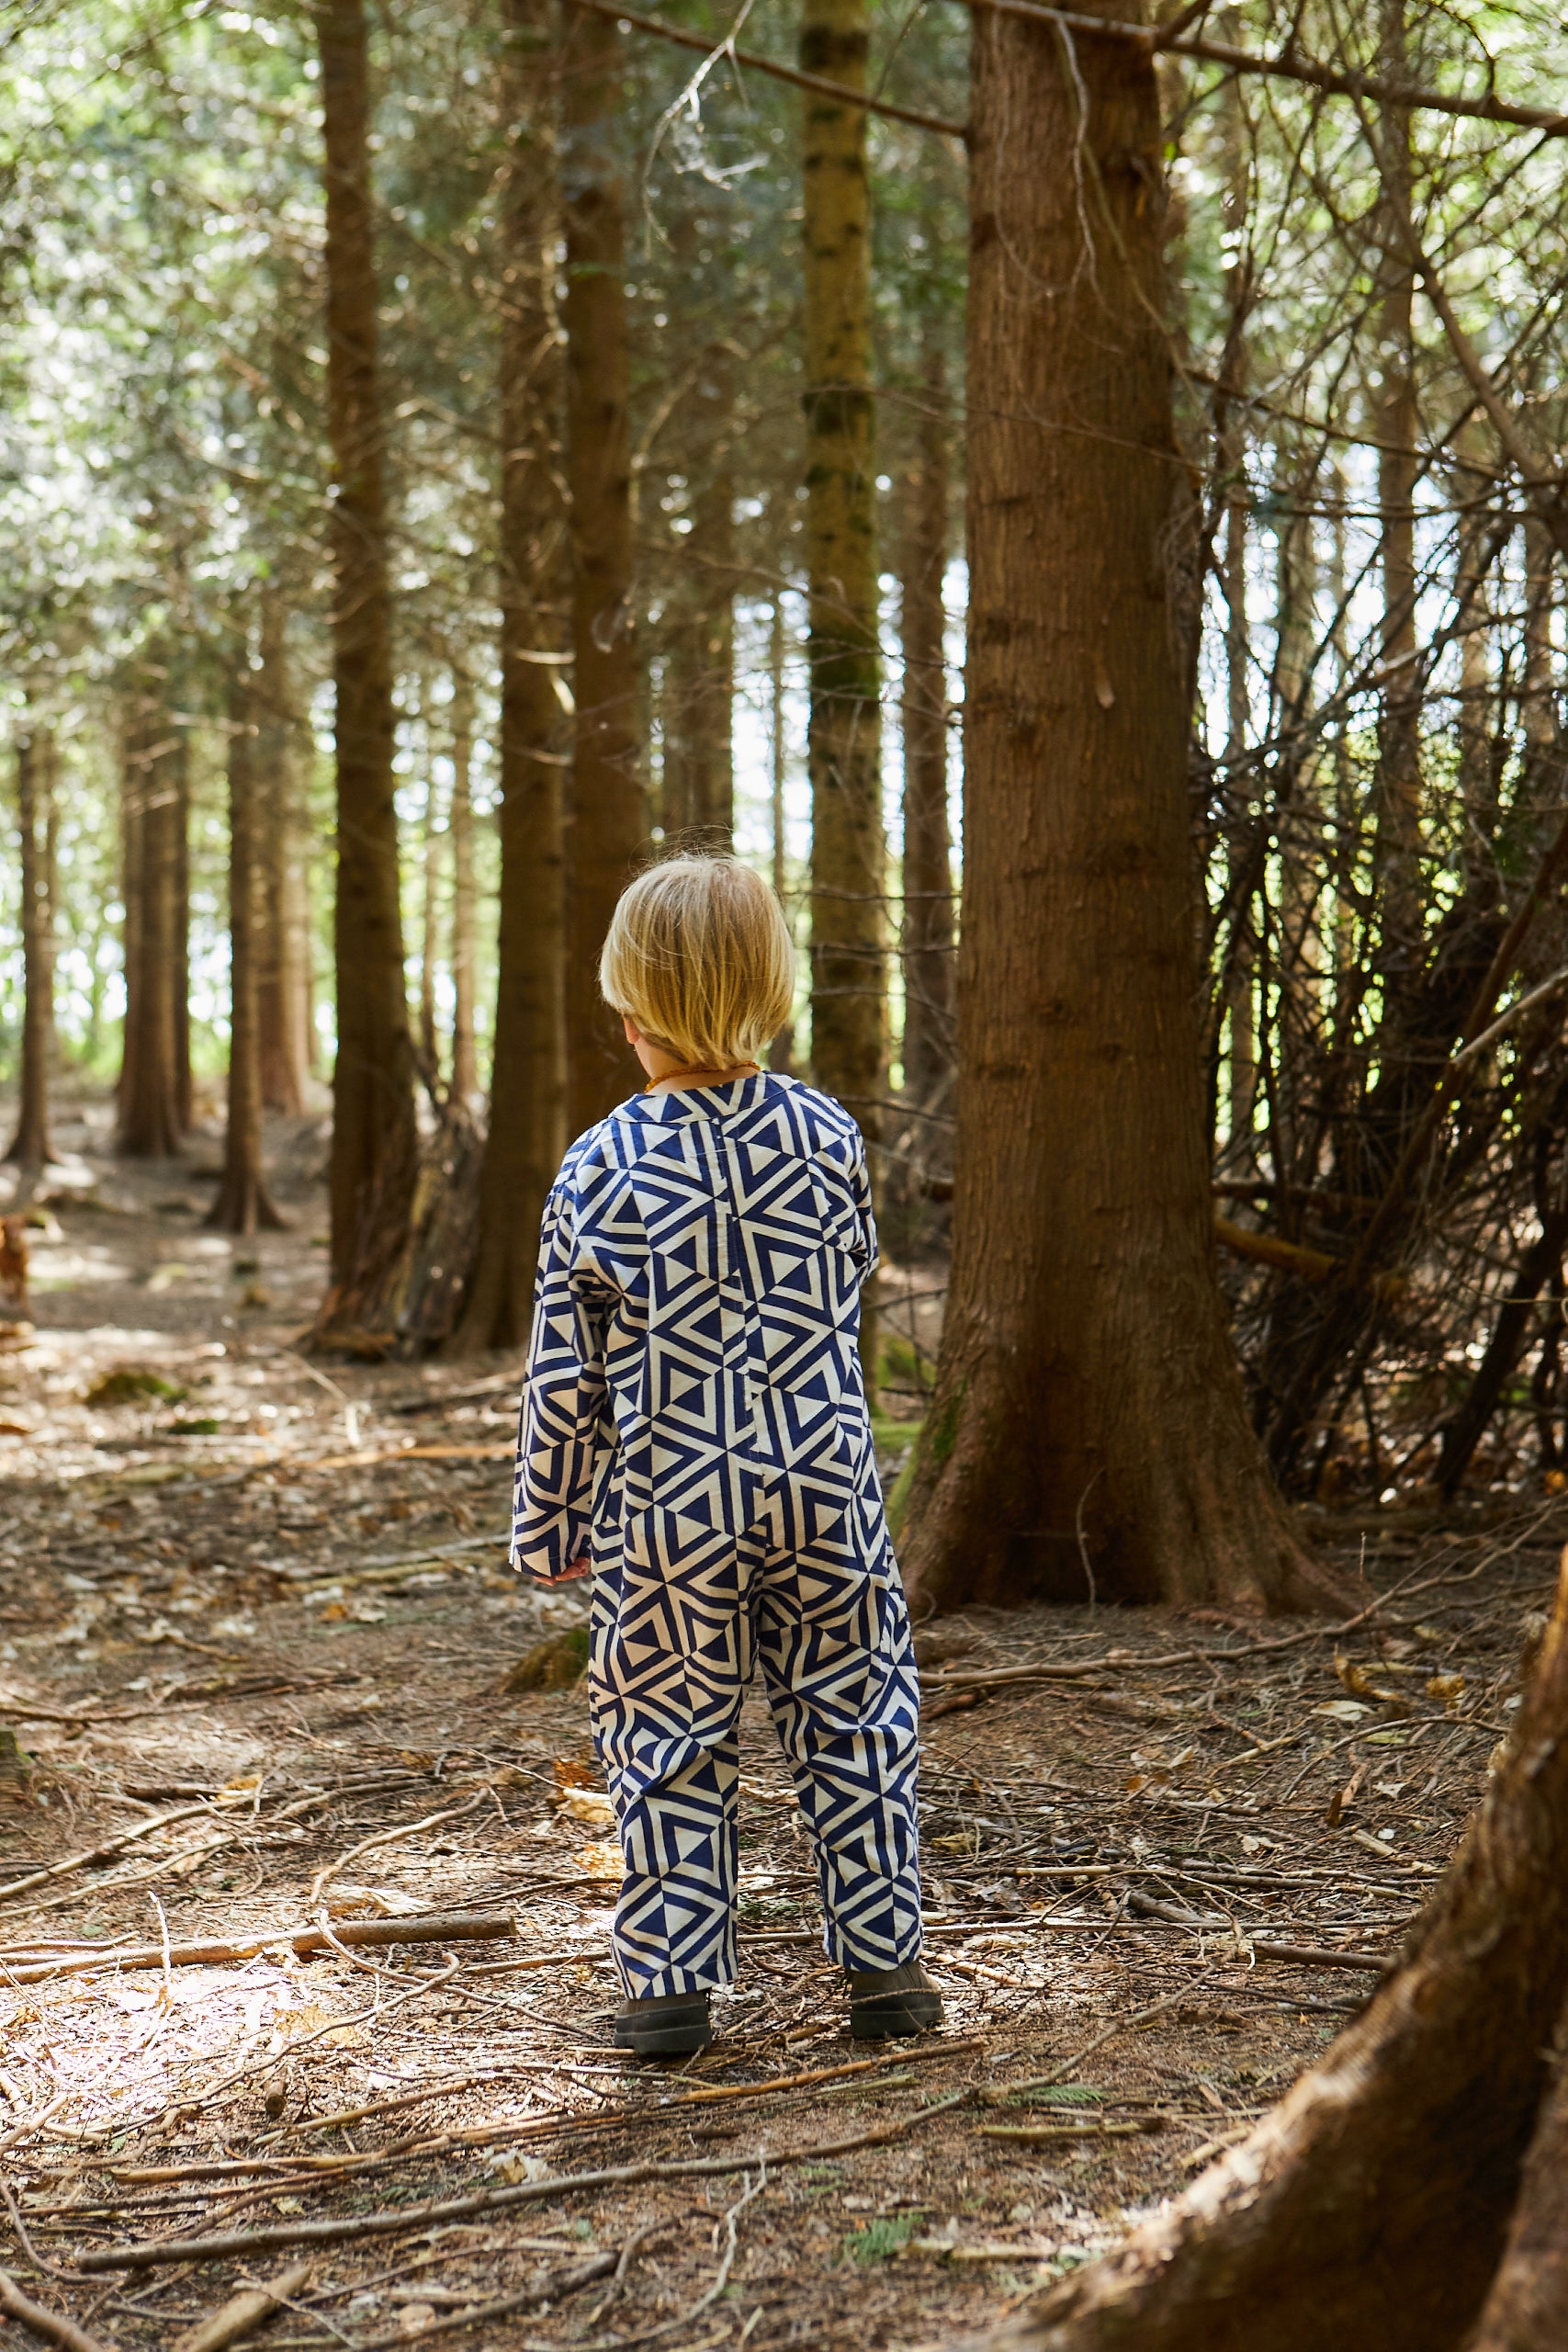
[{"x1": 511, "y1": 854, "x2": 941, "y2": 2057}]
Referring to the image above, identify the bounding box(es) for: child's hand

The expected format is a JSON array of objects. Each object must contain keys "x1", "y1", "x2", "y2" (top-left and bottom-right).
[{"x1": 555, "y1": 1556, "x2": 592, "y2": 1583}]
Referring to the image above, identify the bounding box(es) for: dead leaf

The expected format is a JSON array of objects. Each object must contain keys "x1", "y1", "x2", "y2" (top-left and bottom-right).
[
  {"x1": 558, "y1": 1788, "x2": 615, "y2": 1827},
  {"x1": 573, "y1": 1840, "x2": 622, "y2": 1880}
]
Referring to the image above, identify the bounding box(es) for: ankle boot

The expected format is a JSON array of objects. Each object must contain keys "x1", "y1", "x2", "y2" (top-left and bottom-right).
[
  {"x1": 848, "y1": 1960, "x2": 943, "y2": 2038},
  {"x1": 614, "y1": 1989, "x2": 713, "y2": 2057}
]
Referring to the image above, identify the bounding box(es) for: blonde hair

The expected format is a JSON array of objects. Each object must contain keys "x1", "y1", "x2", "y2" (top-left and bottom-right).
[{"x1": 599, "y1": 854, "x2": 795, "y2": 1070}]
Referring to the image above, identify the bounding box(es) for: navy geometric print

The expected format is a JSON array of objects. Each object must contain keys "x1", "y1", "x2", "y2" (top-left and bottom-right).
[{"x1": 512, "y1": 1072, "x2": 924, "y2": 1995}]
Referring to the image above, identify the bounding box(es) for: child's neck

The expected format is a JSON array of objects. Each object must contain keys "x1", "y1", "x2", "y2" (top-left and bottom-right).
[{"x1": 644, "y1": 1057, "x2": 760, "y2": 1095}]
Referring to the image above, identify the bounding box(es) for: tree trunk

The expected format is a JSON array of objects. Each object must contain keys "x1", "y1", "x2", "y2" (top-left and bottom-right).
[
  {"x1": 562, "y1": 0, "x2": 644, "y2": 1136},
  {"x1": 173, "y1": 727, "x2": 192, "y2": 1134},
  {"x1": 313, "y1": 0, "x2": 420, "y2": 1334},
  {"x1": 209, "y1": 653, "x2": 285, "y2": 1236},
  {"x1": 255, "y1": 594, "x2": 310, "y2": 1116},
  {"x1": 897, "y1": 0, "x2": 1335, "y2": 1616},
  {"x1": 1461, "y1": 2022, "x2": 1568, "y2": 2351},
  {"x1": 802, "y1": 0, "x2": 885, "y2": 1389},
  {"x1": 117, "y1": 667, "x2": 185, "y2": 1160},
  {"x1": 769, "y1": 592, "x2": 795, "y2": 1077},
  {"x1": 419, "y1": 725, "x2": 444, "y2": 1089},
  {"x1": 964, "y1": 1550, "x2": 1568, "y2": 2352},
  {"x1": 899, "y1": 328, "x2": 953, "y2": 1120},
  {"x1": 662, "y1": 334, "x2": 736, "y2": 847},
  {"x1": 448, "y1": 662, "x2": 479, "y2": 1105},
  {"x1": 447, "y1": 0, "x2": 568, "y2": 1355},
  {"x1": 8, "y1": 721, "x2": 55, "y2": 1169},
  {"x1": 1221, "y1": 361, "x2": 1257, "y2": 1159}
]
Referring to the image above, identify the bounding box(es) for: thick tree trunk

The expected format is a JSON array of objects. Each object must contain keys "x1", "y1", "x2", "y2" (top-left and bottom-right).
[
  {"x1": 209, "y1": 656, "x2": 285, "y2": 1236},
  {"x1": 963, "y1": 1550, "x2": 1568, "y2": 2352},
  {"x1": 663, "y1": 334, "x2": 736, "y2": 847},
  {"x1": 255, "y1": 595, "x2": 311, "y2": 1116},
  {"x1": 1222, "y1": 439, "x2": 1257, "y2": 1157},
  {"x1": 117, "y1": 669, "x2": 186, "y2": 1160},
  {"x1": 1462, "y1": 2018, "x2": 1568, "y2": 2351},
  {"x1": 314, "y1": 0, "x2": 420, "y2": 1333},
  {"x1": 802, "y1": 0, "x2": 885, "y2": 1387},
  {"x1": 562, "y1": 0, "x2": 644, "y2": 1136},
  {"x1": 448, "y1": 662, "x2": 479, "y2": 1105},
  {"x1": 447, "y1": 0, "x2": 567, "y2": 1355},
  {"x1": 769, "y1": 592, "x2": 795, "y2": 1077},
  {"x1": 8, "y1": 722, "x2": 55, "y2": 1169},
  {"x1": 897, "y1": 0, "x2": 1332, "y2": 1615},
  {"x1": 898, "y1": 330, "x2": 953, "y2": 1118}
]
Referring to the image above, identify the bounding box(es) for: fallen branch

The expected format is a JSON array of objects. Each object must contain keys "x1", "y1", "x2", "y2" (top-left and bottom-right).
[
  {"x1": 977, "y1": 2117, "x2": 1169, "y2": 2143},
  {"x1": 1, "y1": 1912, "x2": 514, "y2": 1985},
  {"x1": 307, "y1": 1796, "x2": 486, "y2": 1907},
  {"x1": 0, "y1": 1673, "x2": 363, "y2": 1729},
  {"x1": 0, "y1": 1793, "x2": 253, "y2": 1905},
  {"x1": 171, "y1": 2260, "x2": 315, "y2": 2352},
  {"x1": 1125, "y1": 1892, "x2": 1390, "y2": 1973},
  {"x1": 0, "y1": 2270, "x2": 118, "y2": 2352},
  {"x1": 77, "y1": 2095, "x2": 969, "y2": 2270},
  {"x1": 347, "y1": 2248, "x2": 618, "y2": 2351}
]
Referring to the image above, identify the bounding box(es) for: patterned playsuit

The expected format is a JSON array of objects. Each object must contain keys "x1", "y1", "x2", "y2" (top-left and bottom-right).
[{"x1": 511, "y1": 1072, "x2": 924, "y2": 1997}]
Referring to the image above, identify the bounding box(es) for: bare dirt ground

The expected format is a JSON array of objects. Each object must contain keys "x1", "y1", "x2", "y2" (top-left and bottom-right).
[{"x1": 0, "y1": 1100, "x2": 1551, "y2": 2351}]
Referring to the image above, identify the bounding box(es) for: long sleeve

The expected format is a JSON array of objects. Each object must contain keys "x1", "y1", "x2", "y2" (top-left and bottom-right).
[
  {"x1": 847, "y1": 1129, "x2": 880, "y2": 1283},
  {"x1": 510, "y1": 1182, "x2": 608, "y2": 1581}
]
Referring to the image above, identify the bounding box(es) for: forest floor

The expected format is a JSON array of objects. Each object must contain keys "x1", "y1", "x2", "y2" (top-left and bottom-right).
[{"x1": 0, "y1": 1101, "x2": 1554, "y2": 2351}]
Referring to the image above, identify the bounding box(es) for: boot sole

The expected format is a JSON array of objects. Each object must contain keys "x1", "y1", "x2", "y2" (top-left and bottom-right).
[
  {"x1": 614, "y1": 2006, "x2": 713, "y2": 2058},
  {"x1": 850, "y1": 1992, "x2": 944, "y2": 2039}
]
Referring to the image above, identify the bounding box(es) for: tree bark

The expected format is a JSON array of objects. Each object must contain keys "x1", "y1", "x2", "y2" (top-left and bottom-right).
[
  {"x1": 313, "y1": 0, "x2": 420, "y2": 1332},
  {"x1": 562, "y1": 0, "x2": 644, "y2": 1136},
  {"x1": 662, "y1": 332, "x2": 736, "y2": 847},
  {"x1": 209, "y1": 651, "x2": 285, "y2": 1236},
  {"x1": 897, "y1": 0, "x2": 1333, "y2": 1615},
  {"x1": 802, "y1": 0, "x2": 885, "y2": 1387},
  {"x1": 963, "y1": 1549, "x2": 1568, "y2": 2352},
  {"x1": 1461, "y1": 2015, "x2": 1568, "y2": 2352},
  {"x1": 173, "y1": 726, "x2": 192, "y2": 1135},
  {"x1": 769, "y1": 592, "x2": 796, "y2": 1076},
  {"x1": 898, "y1": 327, "x2": 953, "y2": 1121},
  {"x1": 447, "y1": 0, "x2": 568, "y2": 1355},
  {"x1": 448, "y1": 661, "x2": 479, "y2": 1105},
  {"x1": 1219, "y1": 210, "x2": 1257, "y2": 1159},
  {"x1": 8, "y1": 721, "x2": 55, "y2": 1169},
  {"x1": 419, "y1": 720, "x2": 444, "y2": 1089},
  {"x1": 255, "y1": 594, "x2": 311, "y2": 1116},
  {"x1": 117, "y1": 666, "x2": 186, "y2": 1160}
]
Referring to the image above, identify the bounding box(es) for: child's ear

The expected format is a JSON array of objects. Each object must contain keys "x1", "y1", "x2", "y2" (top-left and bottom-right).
[{"x1": 622, "y1": 1014, "x2": 640, "y2": 1045}]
